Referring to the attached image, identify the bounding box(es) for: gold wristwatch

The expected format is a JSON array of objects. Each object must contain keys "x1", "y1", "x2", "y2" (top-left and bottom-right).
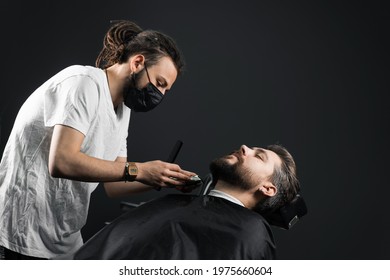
[{"x1": 125, "y1": 162, "x2": 138, "y2": 182}]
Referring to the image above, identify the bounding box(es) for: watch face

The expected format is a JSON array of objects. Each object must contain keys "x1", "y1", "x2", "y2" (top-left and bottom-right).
[
  {"x1": 129, "y1": 167, "x2": 137, "y2": 175},
  {"x1": 128, "y1": 163, "x2": 138, "y2": 176},
  {"x1": 125, "y1": 162, "x2": 137, "y2": 182}
]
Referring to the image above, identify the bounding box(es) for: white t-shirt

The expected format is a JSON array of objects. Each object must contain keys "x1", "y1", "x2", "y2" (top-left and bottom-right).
[{"x1": 0, "y1": 65, "x2": 131, "y2": 259}]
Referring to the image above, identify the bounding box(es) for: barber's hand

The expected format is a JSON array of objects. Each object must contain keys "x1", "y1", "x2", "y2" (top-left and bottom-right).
[{"x1": 136, "y1": 160, "x2": 197, "y2": 189}]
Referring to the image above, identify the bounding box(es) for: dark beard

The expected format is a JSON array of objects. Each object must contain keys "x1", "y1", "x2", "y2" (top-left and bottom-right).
[
  {"x1": 209, "y1": 156, "x2": 253, "y2": 190},
  {"x1": 130, "y1": 68, "x2": 145, "y2": 89},
  {"x1": 124, "y1": 70, "x2": 143, "y2": 102}
]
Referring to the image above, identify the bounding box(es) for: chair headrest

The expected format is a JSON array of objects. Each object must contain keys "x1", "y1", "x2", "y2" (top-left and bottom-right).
[{"x1": 259, "y1": 194, "x2": 308, "y2": 230}]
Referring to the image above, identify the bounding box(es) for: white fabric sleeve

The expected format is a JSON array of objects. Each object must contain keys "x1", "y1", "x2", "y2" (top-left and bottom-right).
[
  {"x1": 43, "y1": 75, "x2": 99, "y2": 136},
  {"x1": 117, "y1": 129, "x2": 128, "y2": 158}
]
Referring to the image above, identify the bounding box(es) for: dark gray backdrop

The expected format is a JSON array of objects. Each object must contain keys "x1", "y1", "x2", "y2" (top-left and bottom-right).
[{"x1": 1, "y1": 0, "x2": 389, "y2": 259}]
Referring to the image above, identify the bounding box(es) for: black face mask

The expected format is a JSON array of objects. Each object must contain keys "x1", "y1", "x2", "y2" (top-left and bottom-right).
[{"x1": 124, "y1": 65, "x2": 164, "y2": 112}]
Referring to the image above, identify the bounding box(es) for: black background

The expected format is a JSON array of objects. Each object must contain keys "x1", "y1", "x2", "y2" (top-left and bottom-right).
[{"x1": 1, "y1": 0, "x2": 389, "y2": 259}]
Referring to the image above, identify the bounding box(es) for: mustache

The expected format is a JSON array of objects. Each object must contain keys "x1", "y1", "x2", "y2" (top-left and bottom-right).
[{"x1": 224, "y1": 150, "x2": 242, "y2": 161}]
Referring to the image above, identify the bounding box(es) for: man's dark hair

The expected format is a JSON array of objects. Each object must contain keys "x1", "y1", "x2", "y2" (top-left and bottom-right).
[
  {"x1": 96, "y1": 20, "x2": 185, "y2": 74},
  {"x1": 256, "y1": 144, "x2": 300, "y2": 214}
]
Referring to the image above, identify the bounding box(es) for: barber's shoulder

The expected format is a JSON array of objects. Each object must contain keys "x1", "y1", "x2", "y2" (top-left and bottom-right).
[
  {"x1": 53, "y1": 66, "x2": 105, "y2": 93},
  {"x1": 59, "y1": 65, "x2": 90, "y2": 75},
  {"x1": 55, "y1": 65, "x2": 100, "y2": 81}
]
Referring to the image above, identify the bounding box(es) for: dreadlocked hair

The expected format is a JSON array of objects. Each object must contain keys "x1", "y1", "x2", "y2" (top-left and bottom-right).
[{"x1": 96, "y1": 20, "x2": 185, "y2": 74}]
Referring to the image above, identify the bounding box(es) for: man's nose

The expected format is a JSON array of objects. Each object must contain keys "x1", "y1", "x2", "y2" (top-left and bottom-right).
[
  {"x1": 159, "y1": 87, "x2": 166, "y2": 95},
  {"x1": 240, "y1": 145, "x2": 251, "y2": 156}
]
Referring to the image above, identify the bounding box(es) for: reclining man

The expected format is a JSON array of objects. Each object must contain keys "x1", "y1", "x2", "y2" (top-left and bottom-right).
[{"x1": 72, "y1": 143, "x2": 301, "y2": 260}]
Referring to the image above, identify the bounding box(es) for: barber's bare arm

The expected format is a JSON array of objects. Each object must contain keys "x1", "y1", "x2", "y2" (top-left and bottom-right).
[{"x1": 48, "y1": 125, "x2": 193, "y2": 190}]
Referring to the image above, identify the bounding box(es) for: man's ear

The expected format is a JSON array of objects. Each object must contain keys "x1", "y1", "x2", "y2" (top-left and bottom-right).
[
  {"x1": 258, "y1": 182, "x2": 277, "y2": 197},
  {"x1": 129, "y1": 54, "x2": 145, "y2": 73}
]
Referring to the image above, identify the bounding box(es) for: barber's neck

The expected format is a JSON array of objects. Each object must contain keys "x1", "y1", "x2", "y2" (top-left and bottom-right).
[
  {"x1": 214, "y1": 180, "x2": 258, "y2": 209},
  {"x1": 105, "y1": 64, "x2": 129, "y2": 108}
]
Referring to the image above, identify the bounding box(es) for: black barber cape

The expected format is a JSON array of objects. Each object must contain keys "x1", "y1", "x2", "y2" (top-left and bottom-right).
[{"x1": 74, "y1": 194, "x2": 276, "y2": 259}]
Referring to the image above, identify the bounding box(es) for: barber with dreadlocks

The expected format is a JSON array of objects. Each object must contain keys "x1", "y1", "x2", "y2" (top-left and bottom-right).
[{"x1": 0, "y1": 20, "x2": 196, "y2": 259}]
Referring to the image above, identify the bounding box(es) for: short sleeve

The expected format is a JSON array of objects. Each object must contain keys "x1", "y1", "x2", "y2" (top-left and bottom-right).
[{"x1": 43, "y1": 75, "x2": 99, "y2": 136}]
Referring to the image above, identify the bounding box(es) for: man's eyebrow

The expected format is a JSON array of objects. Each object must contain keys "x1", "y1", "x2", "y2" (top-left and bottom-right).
[{"x1": 254, "y1": 148, "x2": 268, "y2": 161}]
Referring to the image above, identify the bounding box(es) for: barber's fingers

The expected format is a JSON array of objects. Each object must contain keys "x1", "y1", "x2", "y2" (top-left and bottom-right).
[
  {"x1": 136, "y1": 160, "x2": 196, "y2": 188},
  {"x1": 180, "y1": 169, "x2": 197, "y2": 177},
  {"x1": 161, "y1": 163, "x2": 197, "y2": 181},
  {"x1": 159, "y1": 166, "x2": 200, "y2": 188},
  {"x1": 164, "y1": 163, "x2": 193, "y2": 174},
  {"x1": 165, "y1": 170, "x2": 193, "y2": 182}
]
